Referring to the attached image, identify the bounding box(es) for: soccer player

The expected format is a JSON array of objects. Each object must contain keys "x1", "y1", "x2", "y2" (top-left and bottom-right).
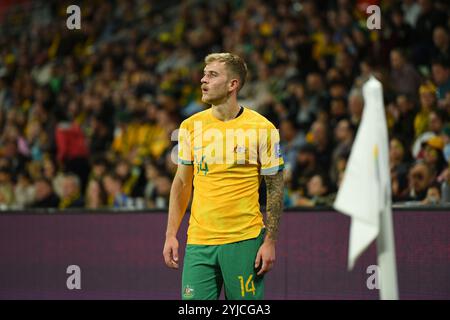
[{"x1": 163, "y1": 53, "x2": 284, "y2": 300}]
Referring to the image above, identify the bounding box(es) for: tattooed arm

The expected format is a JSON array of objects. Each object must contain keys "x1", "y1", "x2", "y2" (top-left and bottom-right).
[
  {"x1": 264, "y1": 170, "x2": 284, "y2": 241},
  {"x1": 255, "y1": 170, "x2": 284, "y2": 275}
]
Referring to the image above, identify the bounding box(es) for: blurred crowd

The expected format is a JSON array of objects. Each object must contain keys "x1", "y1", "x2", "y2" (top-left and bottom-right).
[{"x1": 0, "y1": 0, "x2": 449, "y2": 210}]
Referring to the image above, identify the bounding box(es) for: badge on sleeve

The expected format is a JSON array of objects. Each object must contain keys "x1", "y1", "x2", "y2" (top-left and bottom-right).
[{"x1": 274, "y1": 142, "x2": 281, "y2": 158}]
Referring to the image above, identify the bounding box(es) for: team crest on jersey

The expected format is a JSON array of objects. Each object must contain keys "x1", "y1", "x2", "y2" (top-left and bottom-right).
[
  {"x1": 234, "y1": 145, "x2": 246, "y2": 153},
  {"x1": 183, "y1": 285, "x2": 195, "y2": 298}
]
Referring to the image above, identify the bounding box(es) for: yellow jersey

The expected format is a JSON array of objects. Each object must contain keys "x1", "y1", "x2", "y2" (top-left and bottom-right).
[{"x1": 178, "y1": 107, "x2": 284, "y2": 245}]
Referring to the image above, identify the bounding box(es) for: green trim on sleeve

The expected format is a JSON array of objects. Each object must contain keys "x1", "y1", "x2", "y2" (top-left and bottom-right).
[
  {"x1": 178, "y1": 159, "x2": 194, "y2": 165},
  {"x1": 260, "y1": 164, "x2": 284, "y2": 175}
]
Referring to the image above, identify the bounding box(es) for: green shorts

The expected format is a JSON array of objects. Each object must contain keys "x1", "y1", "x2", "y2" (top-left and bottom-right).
[{"x1": 181, "y1": 228, "x2": 266, "y2": 300}]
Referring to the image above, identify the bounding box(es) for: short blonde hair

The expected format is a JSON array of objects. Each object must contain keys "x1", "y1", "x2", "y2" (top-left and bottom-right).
[{"x1": 204, "y1": 53, "x2": 248, "y2": 91}]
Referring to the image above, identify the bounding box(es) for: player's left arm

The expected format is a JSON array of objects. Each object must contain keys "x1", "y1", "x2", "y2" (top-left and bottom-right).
[
  {"x1": 255, "y1": 170, "x2": 284, "y2": 276},
  {"x1": 264, "y1": 170, "x2": 284, "y2": 241}
]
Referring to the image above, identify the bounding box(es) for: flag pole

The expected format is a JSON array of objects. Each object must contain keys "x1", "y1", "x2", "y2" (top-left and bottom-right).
[
  {"x1": 373, "y1": 73, "x2": 399, "y2": 300},
  {"x1": 377, "y1": 204, "x2": 399, "y2": 300}
]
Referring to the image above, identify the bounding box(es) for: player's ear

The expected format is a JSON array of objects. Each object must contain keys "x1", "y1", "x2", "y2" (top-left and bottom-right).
[{"x1": 229, "y1": 78, "x2": 239, "y2": 92}]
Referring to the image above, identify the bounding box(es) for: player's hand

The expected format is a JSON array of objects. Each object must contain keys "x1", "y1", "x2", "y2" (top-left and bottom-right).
[
  {"x1": 254, "y1": 238, "x2": 276, "y2": 276},
  {"x1": 163, "y1": 236, "x2": 179, "y2": 269}
]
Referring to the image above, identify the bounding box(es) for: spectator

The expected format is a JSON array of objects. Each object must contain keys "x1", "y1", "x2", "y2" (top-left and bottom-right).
[
  {"x1": 111, "y1": 110, "x2": 170, "y2": 166},
  {"x1": 88, "y1": 116, "x2": 113, "y2": 155},
  {"x1": 14, "y1": 172, "x2": 35, "y2": 209},
  {"x1": 414, "y1": 82, "x2": 437, "y2": 138},
  {"x1": 143, "y1": 160, "x2": 161, "y2": 208},
  {"x1": 431, "y1": 57, "x2": 450, "y2": 105},
  {"x1": 386, "y1": 7, "x2": 413, "y2": 50},
  {"x1": 238, "y1": 61, "x2": 273, "y2": 115},
  {"x1": 330, "y1": 118, "x2": 354, "y2": 184},
  {"x1": 428, "y1": 109, "x2": 448, "y2": 136},
  {"x1": 88, "y1": 155, "x2": 109, "y2": 181},
  {"x1": 328, "y1": 80, "x2": 348, "y2": 100},
  {"x1": 390, "y1": 94, "x2": 417, "y2": 148},
  {"x1": 102, "y1": 171, "x2": 129, "y2": 209},
  {"x1": 389, "y1": 48, "x2": 422, "y2": 99},
  {"x1": 148, "y1": 173, "x2": 172, "y2": 209},
  {"x1": 85, "y1": 178, "x2": 106, "y2": 209},
  {"x1": 329, "y1": 97, "x2": 348, "y2": 129},
  {"x1": 431, "y1": 26, "x2": 450, "y2": 62},
  {"x1": 390, "y1": 138, "x2": 410, "y2": 201},
  {"x1": 413, "y1": 0, "x2": 448, "y2": 65},
  {"x1": 422, "y1": 136, "x2": 447, "y2": 177},
  {"x1": 279, "y1": 118, "x2": 305, "y2": 172},
  {"x1": 290, "y1": 143, "x2": 321, "y2": 197},
  {"x1": 282, "y1": 80, "x2": 316, "y2": 130},
  {"x1": 0, "y1": 138, "x2": 29, "y2": 178},
  {"x1": 354, "y1": 57, "x2": 376, "y2": 88},
  {"x1": 55, "y1": 122, "x2": 90, "y2": 191},
  {"x1": 399, "y1": 161, "x2": 434, "y2": 202},
  {"x1": 413, "y1": 108, "x2": 448, "y2": 160},
  {"x1": 307, "y1": 120, "x2": 333, "y2": 171},
  {"x1": 421, "y1": 182, "x2": 441, "y2": 205},
  {"x1": 347, "y1": 88, "x2": 364, "y2": 128},
  {"x1": 41, "y1": 154, "x2": 65, "y2": 198},
  {"x1": 114, "y1": 159, "x2": 143, "y2": 198},
  {"x1": 59, "y1": 173, "x2": 84, "y2": 209},
  {"x1": 295, "y1": 173, "x2": 335, "y2": 207},
  {"x1": 24, "y1": 119, "x2": 48, "y2": 162},
  {"x1": 443, "y1": 91, "x2": 450, "y2": 114},
  {"x1": 0, "y1": 166, "x2": 14, "y2": 208},
  {"x1": 305, "y1": 72, "x2": 328, "y2": 112},
  {"x1": 30, "y1": 177, "x2": 60, "y2": 208}
]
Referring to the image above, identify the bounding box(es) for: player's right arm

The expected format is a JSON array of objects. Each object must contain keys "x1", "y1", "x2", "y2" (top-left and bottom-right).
[{"x1": 163, "y1": 163, "x2": 193, "y2": 269}]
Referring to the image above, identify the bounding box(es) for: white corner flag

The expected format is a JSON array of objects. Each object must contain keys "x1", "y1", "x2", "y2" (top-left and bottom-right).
[{"x1": 333, "y1": 76, "x2": 399, "y2": 300}]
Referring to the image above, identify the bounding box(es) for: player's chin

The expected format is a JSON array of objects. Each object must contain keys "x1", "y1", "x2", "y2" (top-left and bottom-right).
[
  {"x1": 202, "y1": 94, "x2": 226, "y2": 105},
  {"x1": 201, "y1": 95, "x2": 213, "y2": 104}
]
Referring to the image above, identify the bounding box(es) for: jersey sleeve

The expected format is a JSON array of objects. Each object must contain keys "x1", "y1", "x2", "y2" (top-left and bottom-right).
[
  {"x1": 177, "y1": 120, "x2": 193, "y2": 165},
  {"x1": 258, "y1": 122, "x2": 284, "y2": 175}
]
